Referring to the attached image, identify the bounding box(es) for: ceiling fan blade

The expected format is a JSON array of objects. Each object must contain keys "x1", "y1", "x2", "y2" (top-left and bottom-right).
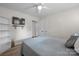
[
  {"x1": 24, "y1": 3, "x2": 38, "y2": 10},
  {"x1": 43, "y1": 6, "x2": 49, "y2": 9}
]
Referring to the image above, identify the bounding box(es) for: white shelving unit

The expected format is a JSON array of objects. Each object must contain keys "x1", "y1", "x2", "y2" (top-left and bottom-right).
[{"x1": 0, "y1": 16, "x2": 12, "y2": 54}]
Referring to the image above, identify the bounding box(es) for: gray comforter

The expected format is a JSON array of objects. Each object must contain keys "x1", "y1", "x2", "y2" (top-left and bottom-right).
[{"x1": 22, "y1": 36, "x2": 78, "y2": 56}]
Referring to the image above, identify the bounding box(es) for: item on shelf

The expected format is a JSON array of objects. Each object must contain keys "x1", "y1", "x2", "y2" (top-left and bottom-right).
[{"x1": 12, "y1": 16, "x2": 25, "y2": 29}]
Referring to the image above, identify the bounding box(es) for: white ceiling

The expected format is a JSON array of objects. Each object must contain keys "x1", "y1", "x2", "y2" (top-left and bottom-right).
[{"x1": 0, "y1": 3, "x2": 79, "y2": 18}]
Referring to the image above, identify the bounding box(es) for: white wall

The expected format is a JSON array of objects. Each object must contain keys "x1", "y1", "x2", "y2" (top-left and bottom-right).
[
  {"x1": 39, "y1": 7, "x2": 79, "y2": 39},
  {"x1": 0, "y1": 6, "x2": 39, "y2": 41}
]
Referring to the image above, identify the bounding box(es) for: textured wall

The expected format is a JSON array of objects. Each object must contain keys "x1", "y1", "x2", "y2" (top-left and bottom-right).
[
  {"x1": 39, "y1": 7, "x2": 79, "y2": 39},
  {"x1": 0, "y1": 6, "x2": 39, "y2": 41}
]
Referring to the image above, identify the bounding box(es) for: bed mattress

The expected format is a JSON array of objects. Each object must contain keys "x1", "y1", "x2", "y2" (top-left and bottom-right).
[{"x1": 22, "y1": 36, "x2": 78, "y2": 56}]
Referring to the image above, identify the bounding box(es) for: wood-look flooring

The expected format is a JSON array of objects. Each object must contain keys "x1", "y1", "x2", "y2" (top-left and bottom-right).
[{"x1": 0, "y1": 45, "x2": 21, "y2": 56}]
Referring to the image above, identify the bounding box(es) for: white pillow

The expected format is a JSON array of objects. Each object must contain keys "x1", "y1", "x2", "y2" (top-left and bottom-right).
[{"x1": 74, "y1": 38, "x2": 79, "y2": 53}]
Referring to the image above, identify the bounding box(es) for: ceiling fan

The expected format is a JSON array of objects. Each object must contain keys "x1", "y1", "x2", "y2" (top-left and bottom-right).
[{"x1": 26, "y1": 3, "x2": 49, "y2": 13}]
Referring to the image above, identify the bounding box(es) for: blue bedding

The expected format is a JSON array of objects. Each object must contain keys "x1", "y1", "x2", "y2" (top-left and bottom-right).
[{"x1": 22, "y1": 36, "x2": 78, "y2": 56}]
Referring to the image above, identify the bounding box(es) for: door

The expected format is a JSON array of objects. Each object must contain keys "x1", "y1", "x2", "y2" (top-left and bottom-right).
[{"x1": 32, "y1": 20, "x2": 37, "y2": 37}]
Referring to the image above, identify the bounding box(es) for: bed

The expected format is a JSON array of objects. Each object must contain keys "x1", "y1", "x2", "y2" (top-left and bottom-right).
[{"x1": 21, "y1": 36, "x2": 78, "y2": 56}]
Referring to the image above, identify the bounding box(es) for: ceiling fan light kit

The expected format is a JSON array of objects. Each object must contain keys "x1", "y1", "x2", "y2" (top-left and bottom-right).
[{"x1": 37, "y1": 5, "x2": 42, "y2": 11}]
